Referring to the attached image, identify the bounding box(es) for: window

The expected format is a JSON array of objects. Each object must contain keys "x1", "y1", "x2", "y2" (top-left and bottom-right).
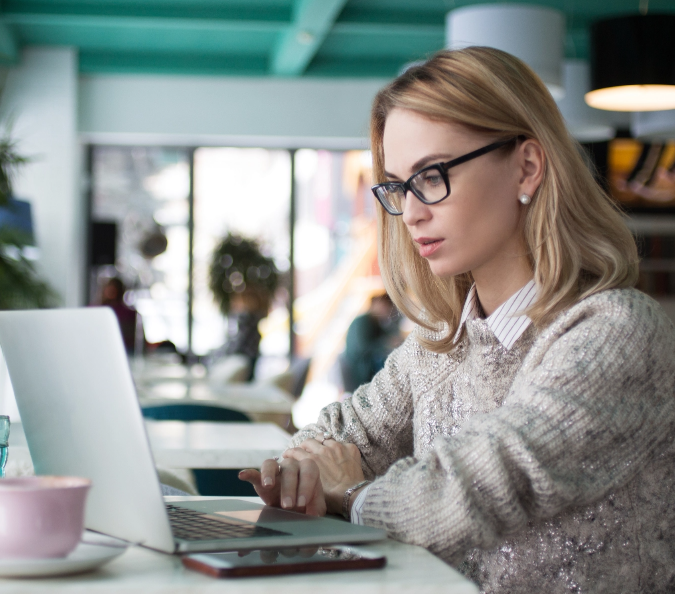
[{"x1": 87, "y1": 145, "x2": 377, "y2": 386}]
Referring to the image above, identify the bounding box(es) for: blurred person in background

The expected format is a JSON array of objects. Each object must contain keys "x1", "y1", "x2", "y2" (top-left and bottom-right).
[
  {"x1": 342, "y1": 293, "x2": 402, "y2": 392},
  {"x1": 100, "y1": 277, "x2": 142, "y2": 354}
]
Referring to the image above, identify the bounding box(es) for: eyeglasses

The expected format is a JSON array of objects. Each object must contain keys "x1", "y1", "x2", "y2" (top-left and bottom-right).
[{"x1": 371, "y1": 137, "x2": 519, "y2": 216}]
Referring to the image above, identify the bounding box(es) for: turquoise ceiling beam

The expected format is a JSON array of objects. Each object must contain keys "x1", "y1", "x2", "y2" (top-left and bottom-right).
[
  {"x1": 271, "y1": 0, "x2": 349, "y2": 76},
  {"x1": 0, "y1": 22, "x2": 18, "y2": 64},
  {"x1": 3, "y1": 13, "x2": 285, "y2": 35},
  {"x1": 331, "y1": 22, "x2": 444, "y2": 37},
  {"x1": 2, "y1": 1, "x2": 292, "y2": 24},
  {"x1": 79, "y1": 50, "x2": 269, "y2": 76}
]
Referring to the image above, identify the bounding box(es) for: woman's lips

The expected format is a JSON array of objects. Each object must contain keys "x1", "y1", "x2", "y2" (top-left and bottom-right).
[{"x1": 415, "y1": 238, "x2": 443, "y2": 258}]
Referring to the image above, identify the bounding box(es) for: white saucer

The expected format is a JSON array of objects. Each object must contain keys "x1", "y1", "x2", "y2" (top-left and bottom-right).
[{"x1": 0, "y1": 540, "x2": 127, "y2": 578}]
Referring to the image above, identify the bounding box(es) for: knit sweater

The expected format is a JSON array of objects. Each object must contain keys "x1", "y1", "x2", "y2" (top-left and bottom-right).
[{"x1": 289, "y1": 289, "x2": 675, "y2": 593}]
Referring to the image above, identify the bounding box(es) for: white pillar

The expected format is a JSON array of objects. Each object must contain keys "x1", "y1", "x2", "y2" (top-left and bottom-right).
[{"x1": 0, "y1": 47, "x2": 82, "y2": 307}]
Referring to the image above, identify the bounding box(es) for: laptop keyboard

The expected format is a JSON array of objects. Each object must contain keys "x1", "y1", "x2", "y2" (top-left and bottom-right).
[{"x1": 166, "y1": 504, "x2": 290, "y2": 541}]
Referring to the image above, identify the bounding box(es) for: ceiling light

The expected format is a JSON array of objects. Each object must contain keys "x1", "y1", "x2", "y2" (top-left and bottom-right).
[
  {"x1": 587, "y1": 15, "x2": 675, "y2": 112},
  {"x1": 557, "y1": 60, "x2": 615, "y2": 142},
  {"x1": 446, "y1": 5, "x2": 565, "y2": 100}
]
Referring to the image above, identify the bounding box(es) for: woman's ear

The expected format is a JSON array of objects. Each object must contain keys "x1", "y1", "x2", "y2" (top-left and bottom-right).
[{"x1": 517, "y1": 139, "x2": 545, "y2": 197}]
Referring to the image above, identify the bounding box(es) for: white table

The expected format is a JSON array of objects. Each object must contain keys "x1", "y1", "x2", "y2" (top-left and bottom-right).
[
  {"x1": 131, "y1": 358, "x2": 295, "y2": 416},
  {"x1": 7, "y1": 421, "x2": 291, "y2": 472},
  {"x1": 0, "y1": 497, "x2": 479, "y2": 593},
  {"x1": 136, "y1": 383, "x2": 294, "y2": 415},
  {"x1": 145, "y1": 420, "x2": 291, "y2": 469}
]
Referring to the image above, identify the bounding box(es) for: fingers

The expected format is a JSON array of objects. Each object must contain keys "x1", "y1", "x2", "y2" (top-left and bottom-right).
[
  {"x1": 283, "y1": 445, "x2": 315, "y2": 461},
  {"x1": 239, "y1": 462, "x2": 282, "y2": 507},
  {"x1": 240, "y1": 456, "x2": 327, "y2": 517},
  {"x1": 261, "y1": 458, "x2": 281, "y2": 487},
  {"x1": 295, "y1": 438, "x2": 325, "y2": 455},
  {"x1": 301, "y1": 464, "x2": 327, "y2": 517},
  {"x1": 308, "y1": 485, "x2": 327, "y2": 517},
  {"x1": 296, "y1": 458, "x2": 320, "y2": 511},
  {"x1": 238, "y1": 469, "x2": 275, "y2": 504},
  {"x1": 238, "y1": 468, "x2": 262, "y2": 488},
  {"x1": 289, "y1": 437, "x2": 353, "y2": 459},
  {"x1": 279, "y1": 458, "x2": 299, "y2": 509}
]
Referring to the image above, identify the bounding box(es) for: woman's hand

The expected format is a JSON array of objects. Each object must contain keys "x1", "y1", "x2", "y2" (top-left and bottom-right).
[
  {"x1": 238, "y1": 457, "x2": 326, "y2": 517},
  {"x1": 283, "y1": 435, "x2": 365, "y2": 515}
]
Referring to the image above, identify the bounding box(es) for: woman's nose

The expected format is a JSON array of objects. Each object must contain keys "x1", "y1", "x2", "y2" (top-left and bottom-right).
[{"x1": 401, "y1": 190, "x2": 431, "y2": 227}]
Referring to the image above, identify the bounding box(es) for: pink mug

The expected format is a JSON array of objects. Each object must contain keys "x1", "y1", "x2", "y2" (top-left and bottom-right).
[{"x1": 0, "y1": 476, "x2": 91, "y2": 558}]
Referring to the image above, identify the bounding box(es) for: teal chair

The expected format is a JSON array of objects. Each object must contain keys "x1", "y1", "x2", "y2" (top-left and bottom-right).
[{"x1": 141, "y1": 403, "x2": 256, "y2": 496}]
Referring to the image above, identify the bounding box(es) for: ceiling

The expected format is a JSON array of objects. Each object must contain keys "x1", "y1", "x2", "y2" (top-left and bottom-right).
[{"x1": 0, "y1": 0, "x2": 673, "y2": 78}]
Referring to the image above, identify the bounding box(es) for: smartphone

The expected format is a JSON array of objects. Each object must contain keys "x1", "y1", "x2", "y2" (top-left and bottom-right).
[{"x1": 182, "y1": 546, "x2": 386, "y2": 578}]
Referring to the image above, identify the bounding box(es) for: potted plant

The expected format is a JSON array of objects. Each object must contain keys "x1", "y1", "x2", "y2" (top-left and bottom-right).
[
  {"x1": 208, "y1": 233, "x2": 279, "y2": 381},
  {"x1": 0, "y1": 132, "x2": 57, "y2": 309}
]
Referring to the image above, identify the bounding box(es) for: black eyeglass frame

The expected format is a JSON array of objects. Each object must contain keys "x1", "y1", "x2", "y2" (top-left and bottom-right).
[{"x1": 371, "y1": 136, "x2": 521, "y2": 216}]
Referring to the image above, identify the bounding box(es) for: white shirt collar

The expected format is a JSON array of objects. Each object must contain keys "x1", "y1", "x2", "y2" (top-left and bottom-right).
[{"x1": 457, "y1": 280, "x2": 537, "y2": 349}]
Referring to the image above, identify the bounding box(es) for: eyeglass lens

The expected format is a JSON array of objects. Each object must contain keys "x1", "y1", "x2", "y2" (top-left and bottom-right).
[{"x1": 376, "y1": 166, "x2": 448, "y2": 214}]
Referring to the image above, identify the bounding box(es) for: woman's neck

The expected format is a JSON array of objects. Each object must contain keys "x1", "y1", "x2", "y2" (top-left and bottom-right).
[{"x1": 472, "y1": 257, "x2": 533, "y2": 317}]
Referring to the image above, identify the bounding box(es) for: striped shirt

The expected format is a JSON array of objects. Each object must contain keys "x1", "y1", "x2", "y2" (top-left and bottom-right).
[
  {"x1": 351, "y1": 280, "x2": 538, "y2": 524},
  {"x1": 457, "y1": 279, "x2": 537, "y2": 350}
]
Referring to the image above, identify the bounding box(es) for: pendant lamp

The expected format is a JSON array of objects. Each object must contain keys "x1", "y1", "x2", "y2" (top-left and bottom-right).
[
  {"x1": 446, "y1": 4, "x2": 565, "y2": 99},
  {"x1": 557, "y1": 60, "x2": 615, "y2": 142},
  {"x1": 586, "y1": 15, "x2": 675, "y2": 112},
  {"x1": 631, "y1": 109, "x2": 675, "y2": 140}
]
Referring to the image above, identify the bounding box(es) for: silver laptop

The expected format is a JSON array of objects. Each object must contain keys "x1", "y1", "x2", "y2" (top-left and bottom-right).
[{"x1": 0, "y1": 308, "x2": 385, "y2": 553}]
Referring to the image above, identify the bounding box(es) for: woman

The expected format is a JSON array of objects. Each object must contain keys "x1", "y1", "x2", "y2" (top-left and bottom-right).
[{"x1": 240, "y1": 47, "x2": 675, "y2": 593}]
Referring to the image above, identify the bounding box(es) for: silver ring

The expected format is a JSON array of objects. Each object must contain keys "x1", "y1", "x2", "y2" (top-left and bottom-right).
[
  {"x1": 273, "y1": 456, "x2": 282, "y2": 474},
  {"x1": 323, "y1": 431, "x2": 333, "y2": 441}
]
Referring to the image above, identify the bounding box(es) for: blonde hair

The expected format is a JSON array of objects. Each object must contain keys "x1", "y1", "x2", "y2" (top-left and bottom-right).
[{"x1": 371, "y1": 47, "x2": 639, "y2": 353}]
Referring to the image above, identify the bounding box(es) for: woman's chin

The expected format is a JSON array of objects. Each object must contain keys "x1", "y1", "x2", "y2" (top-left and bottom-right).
[{"x1": 427, "y1": 260, "x2": 470, "y2": 279}]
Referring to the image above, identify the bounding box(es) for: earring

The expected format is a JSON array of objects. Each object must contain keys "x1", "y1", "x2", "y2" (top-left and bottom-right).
[{"x1": 519, "y1": 194, "x2": 531, "y2": 205}]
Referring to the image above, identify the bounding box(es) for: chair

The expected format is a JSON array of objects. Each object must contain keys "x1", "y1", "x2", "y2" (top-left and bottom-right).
[
  {"x1": 141, "y1": 403, "x2": 250, "y2": 423},
  {"x1": 141, "y1": 403, "x2": 256, "y2": 497},
  {"x1": 262, "y1": 357, "x2": 311, "y2": 399}
]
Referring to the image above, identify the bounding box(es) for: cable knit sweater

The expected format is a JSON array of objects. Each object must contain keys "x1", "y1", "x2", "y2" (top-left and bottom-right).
[{"x1": 289, "y1": 289, "x2": 675, "y2": 593}]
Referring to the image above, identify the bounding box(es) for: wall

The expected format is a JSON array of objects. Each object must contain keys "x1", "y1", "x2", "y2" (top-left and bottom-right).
[
  {"x1": 0, "y1": 47, "x2": 81, "y2": 308},
  {"x1": 78, "y1": 74, "x2": 388, "y2": 149}
]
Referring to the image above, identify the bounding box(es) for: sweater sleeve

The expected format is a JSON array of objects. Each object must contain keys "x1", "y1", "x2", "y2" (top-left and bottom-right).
[
  {"x1": 357, "y1": 291, "x2": 675, "y2": 563},
  {"x1": 288, "y1": 332, "x2": 417, "y2": 478}
]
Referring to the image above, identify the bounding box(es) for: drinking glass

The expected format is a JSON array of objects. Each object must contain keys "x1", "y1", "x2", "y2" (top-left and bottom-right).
[{"x1": 0, "y1": 415, "x2": 9, "y2": 478}]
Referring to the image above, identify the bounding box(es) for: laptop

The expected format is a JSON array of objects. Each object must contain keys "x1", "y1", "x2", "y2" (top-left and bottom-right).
[{"x1": 0, "y1": 308, "x2": 385, "y2": 553}]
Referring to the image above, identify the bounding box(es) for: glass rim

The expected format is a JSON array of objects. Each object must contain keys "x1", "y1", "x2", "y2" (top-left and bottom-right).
[{"x1": 371, "y1": 136, "x2": 521, "y2": 215}]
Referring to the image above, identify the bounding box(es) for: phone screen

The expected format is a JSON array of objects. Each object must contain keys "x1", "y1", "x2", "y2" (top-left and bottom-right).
[
  {"x1": 183, "y1": 546, "x2": 386, "y2": 577},
  {"x1": 197, "y1": 546, "x2": 374, "y2": 566}
]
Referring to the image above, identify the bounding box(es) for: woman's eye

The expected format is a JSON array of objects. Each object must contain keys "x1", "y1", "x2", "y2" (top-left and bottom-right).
[{"x1": 421, "y1": 173, "x2": 443, "y2": 187}]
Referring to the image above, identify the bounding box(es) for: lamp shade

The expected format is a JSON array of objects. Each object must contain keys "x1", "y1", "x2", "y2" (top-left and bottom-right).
[
  {"x1": 631, "y1": 109, "x2": 675, "y2": 140},
  {"x1": 557, "y1": 60, "x2": 615, "y2": 142},
  {"x1": 587, "y1": 15, "x2": 675, "y2": 111},
  {"x1": 446, "y1": 4, "x2": 565, "y2": 99}
]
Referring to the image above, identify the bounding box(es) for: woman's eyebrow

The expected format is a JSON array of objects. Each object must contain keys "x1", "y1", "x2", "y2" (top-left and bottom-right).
[
  {"x1": 410, "y1": 153, "x2": 453, "y2": 172},
  {"x1": 384, "y1": 154, "x2": 455, "y2": 180},
  {"x1": 384, "y1": 153, "x2": 452, "y2": 180}
]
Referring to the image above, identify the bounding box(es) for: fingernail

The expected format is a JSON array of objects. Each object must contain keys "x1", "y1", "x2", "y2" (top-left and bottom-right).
[
  {"x1": 297, "y1": 496, "x2": 306, "y2": 508},
  {"x1": 238, "y1": 470, "x2": 244, "y2": 477},
  {"x1": 263, "y1": 477, "x2": 273, "y2": 487},
  {"x1": 282, "y1": 497, "x2": 293, "y2": 509}
]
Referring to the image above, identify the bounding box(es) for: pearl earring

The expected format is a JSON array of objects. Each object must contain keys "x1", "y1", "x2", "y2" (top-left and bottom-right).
[{"x1": 519, "y1": 194, "x2": 531, "y2": 205}]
